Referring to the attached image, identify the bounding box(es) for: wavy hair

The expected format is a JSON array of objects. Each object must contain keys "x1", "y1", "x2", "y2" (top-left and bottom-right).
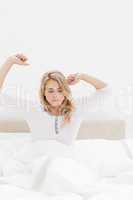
[{"x1": 39, "y1": 70, "x2": 76, "y2": 127}]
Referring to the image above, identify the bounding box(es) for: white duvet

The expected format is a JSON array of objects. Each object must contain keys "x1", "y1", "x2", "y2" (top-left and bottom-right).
[{"x1": 0, "y1": 134, "x2": 133, "y2": 199}]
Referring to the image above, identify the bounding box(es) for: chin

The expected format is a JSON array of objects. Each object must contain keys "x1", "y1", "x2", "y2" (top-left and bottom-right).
[{"x1": 54, "y1": 103, "x2": 62, "y2": 107}]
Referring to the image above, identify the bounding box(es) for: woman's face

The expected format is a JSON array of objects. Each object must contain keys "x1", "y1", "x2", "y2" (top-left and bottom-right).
[{"x1": 44, "y1": 79, "x2": 65, "y2": 108}]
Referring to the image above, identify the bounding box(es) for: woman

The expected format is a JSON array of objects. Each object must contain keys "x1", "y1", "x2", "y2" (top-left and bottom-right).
[
  {"x1": 0, "y1": 53, "x2": 110, "y2": 145},
  {"x1": 0, "y1": 54, "x2": 111, "y2": 194}
]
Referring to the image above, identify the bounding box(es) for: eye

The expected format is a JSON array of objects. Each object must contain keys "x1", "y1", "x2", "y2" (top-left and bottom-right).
[
  {"x1": 48, "y1": 90, "x2": 54, "y2": 93},
  {"x1": 58, "y1": 90, "x2": 62, "y2": 92}
]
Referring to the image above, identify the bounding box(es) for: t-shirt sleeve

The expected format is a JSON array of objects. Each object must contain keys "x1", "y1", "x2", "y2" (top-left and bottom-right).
[{"x1": 74, "y1": 85, "x2": 112, "y2": 120}]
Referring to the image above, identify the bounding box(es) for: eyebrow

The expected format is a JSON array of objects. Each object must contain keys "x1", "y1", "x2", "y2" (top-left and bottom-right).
[{"x1": 47, "y1": 87, "x2": 61, "y2": 90}]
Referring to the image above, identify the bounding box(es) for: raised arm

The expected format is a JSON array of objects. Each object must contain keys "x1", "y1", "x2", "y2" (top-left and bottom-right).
[
  {"x1": 66, "y1": 72, "x2": 111, "y2": 119},
  {"x1": 77, "y1": 73, "x2": 107, "y2": 89},
  {"x1": 0, "y1": 54, "x2": 29, "y2": 90},
  {"x1": 66, "y1": 72, "x2": 107, "y2": 89}
]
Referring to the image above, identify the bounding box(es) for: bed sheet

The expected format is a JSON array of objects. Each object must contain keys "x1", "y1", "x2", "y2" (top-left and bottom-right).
[{"x1": 0, "y1": 133, "x2": 133, "y2": 199}]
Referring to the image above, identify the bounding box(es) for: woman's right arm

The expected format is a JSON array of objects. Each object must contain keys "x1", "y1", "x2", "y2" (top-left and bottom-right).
[
  {"x1": 0, "y1": 54, "x2": 31, "y2": 115},
  {"x1": 0, "y1": 54, "x2": 29, "y2": 90}
]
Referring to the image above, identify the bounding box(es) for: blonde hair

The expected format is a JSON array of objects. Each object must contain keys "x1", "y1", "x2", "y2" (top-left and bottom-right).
[{"x1": 39, "y1": 70, "x2": 76, "y2": 127}]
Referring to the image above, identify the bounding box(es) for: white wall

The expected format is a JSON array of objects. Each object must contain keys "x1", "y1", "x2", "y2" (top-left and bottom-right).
[
  {"x1": 0, "y1": 0, "x2": 133, "y2": 135},
  {"x1": 0, "y1": 0, "x2": 133, "y2": 89}
]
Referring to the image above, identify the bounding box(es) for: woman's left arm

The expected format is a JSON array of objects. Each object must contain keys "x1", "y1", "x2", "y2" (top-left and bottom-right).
[
  {"x1": 67, "y1": 72, "x2": 112, "y2": 119},
  {"x1": 78, "y1": 73, "x2": 107, "y2": 90},
  {"x1": 66, "y1": 73, "x2": 108, "y2": 89}
]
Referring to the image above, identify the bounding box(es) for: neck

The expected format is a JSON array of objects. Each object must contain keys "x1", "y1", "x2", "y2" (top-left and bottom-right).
[{"x1": 50, "y1": 107, "x2": 60, "y2": 116}]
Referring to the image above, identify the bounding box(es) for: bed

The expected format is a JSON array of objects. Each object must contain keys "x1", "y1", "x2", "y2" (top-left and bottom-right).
[{"x1": 0, "y1": 118, "x2": 133, "y2": 200}]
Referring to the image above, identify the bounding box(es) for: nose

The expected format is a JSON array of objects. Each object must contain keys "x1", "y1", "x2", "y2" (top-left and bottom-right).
[{"x1": 53, "y1": 92, "x2": 58, "y2": 98}]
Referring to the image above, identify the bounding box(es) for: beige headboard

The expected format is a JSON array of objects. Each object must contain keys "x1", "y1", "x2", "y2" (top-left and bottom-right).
[{"x1": 0, "y1": 119, "x2": 126, "y2": 140}]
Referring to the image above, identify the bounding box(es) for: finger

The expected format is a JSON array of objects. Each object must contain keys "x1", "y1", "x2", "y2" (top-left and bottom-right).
[
  {"x1": 68, "y1": 74, "x2": 75, "y2": 78},
  {"x1": 69, "y1": 76, "x2": 75, "y2": 79},
  {"x1": 22, "y1": 55, "x2": 28, "y2": 61},
  {"x1": 69, "y1": 75, "x2": 75, "y2": 78},
  {"x1": 67, "y1": 79, "x2": 73, "y2": 84},
  {"x1": 19, "y1": 57, "x2": 28, "y2": 63},
  {"x1": 16, "y1": 54, "x2": 28, "y2": 61},
  {"x1": 68, "y1": 79, "x2": 74, "y2": 84},
  {"x1": 15, "y1": 58, "x2": 29, "y2": 65},
  {"x1": 68, "y1": 77, "x2": 74, "y2": 79},
  {"x1": 15, "y1": 55, "x2": 24, "y2": 61},
  {"x1": 15, "y1": 53, "x2": 24, "y2": 58},
  {"x1": 18, "y1": 53, "x2": 27, "y2": 58},
  {"x1": 20, "y1": 56, "x2": 27, "y2": 62}
]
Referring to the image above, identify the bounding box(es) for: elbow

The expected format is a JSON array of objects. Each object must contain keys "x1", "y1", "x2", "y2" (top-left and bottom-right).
[
  {"x1": 96, "y1": 83, "x2": 112, "y2": 96},
  {"x1": 95, "y1": 82, "x2": 108, "y2": 90}
]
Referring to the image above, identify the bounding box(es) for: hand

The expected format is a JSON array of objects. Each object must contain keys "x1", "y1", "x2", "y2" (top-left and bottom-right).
[
  {"x1": 66, "y1": 73, "x2": 81, "y2": 85},
  {"x1": 6, "y1": 53, "x2": 29, "y2": 66}
]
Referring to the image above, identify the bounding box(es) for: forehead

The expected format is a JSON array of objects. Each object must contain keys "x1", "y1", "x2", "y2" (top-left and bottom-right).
[{"x1": 45, "y1": 79, "x2": 60, "y2": 89}]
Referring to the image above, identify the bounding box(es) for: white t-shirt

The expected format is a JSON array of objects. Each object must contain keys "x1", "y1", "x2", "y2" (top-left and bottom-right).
[{"x1": 0, "y1": 85, "x2": 111, "y2": 145}]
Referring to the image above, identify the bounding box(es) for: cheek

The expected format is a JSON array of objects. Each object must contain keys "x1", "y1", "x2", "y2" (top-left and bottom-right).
[
  {"x1": 45, "y1": 93, "x2": 52, "y2": 101},
  {"x1": 59, "y1": 95, "x2": 65, "y2": 102}
]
